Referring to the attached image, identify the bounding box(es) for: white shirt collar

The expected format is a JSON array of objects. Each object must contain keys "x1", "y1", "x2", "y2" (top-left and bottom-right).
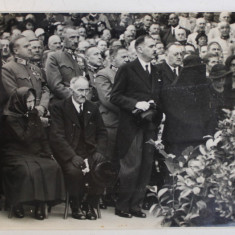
[
  {"x1": 138, "y1": 58, "x2": 151, "y2": 73},
  {"x1": 166, "y1": 61, "x2": 179, "y2": 76},
  {"x1": 72, "y1": 97, "x2": 83, "y2": 113}
]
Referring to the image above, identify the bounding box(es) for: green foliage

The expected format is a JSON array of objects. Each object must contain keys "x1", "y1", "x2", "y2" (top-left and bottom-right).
[{"x1": 148, "y1": 109, "x2": 235, "y2": 226}]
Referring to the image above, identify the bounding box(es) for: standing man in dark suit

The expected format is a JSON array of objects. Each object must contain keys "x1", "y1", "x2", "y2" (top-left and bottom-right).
[
  {"x1": 50, "y1": 76, "x2": 107, "y2": 220},
  {"x1": 110, "y1": 35, "x2": 163, "y2": 218},
  {"x1": 161, "y1": 13, "x2": 190, "y2": 47}
]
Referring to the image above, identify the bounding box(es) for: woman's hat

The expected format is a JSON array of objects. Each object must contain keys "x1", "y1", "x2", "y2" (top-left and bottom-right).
[{"x1": 209, "y1": 64, "x2": 232, "y2": 80}]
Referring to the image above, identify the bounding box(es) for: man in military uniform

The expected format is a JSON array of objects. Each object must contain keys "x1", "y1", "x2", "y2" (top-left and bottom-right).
[
  {"x1": 45, "y1": 27, "x2": 82, "y2": 102},
  {"x1": 1, "y1": 35, "x2": 49, "y2": 118}
]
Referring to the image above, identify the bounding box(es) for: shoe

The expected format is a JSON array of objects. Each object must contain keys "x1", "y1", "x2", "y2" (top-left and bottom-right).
[
  {"x1": 13, "y1": 205, "x2": 24, "y2": 218},
  {"x1": 85, "y1": 204, "x2": 97, "y2": 220},
  {"x1": 35, "y1": 203, "x2": 45, "y2": 220},
  {"x1": 115, "y1": 209, "x2": 132, "y2": 218},
  {"x1": 130, "y1": 209, "x2": 146, "y2": 218},
  {"x1": 71, "y1": 208, "x2": 86, "y2": 220},
  {"x1": 99, "y1": 198, "x2": 107, "y2": 209}
]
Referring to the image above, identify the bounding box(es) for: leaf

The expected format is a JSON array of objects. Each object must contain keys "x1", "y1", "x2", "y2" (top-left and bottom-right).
[
  {"x1": 206, "y1": 139, "x2": 215, "y2": 150},
  {"x1": 180, "y1": 188, "x2": 191, "y2": 199},
  {"x1": 196, "y1": 200, "x2": 207, "y2": 210},
  {"x1": 149, "y1": 204, "x2": 158, "y2": 214},
  {"x1": 158, "y1": 188, "x2": 168, "y2": 199},
  {"x1": 199, "y1": 145, "x2": 207, "y2": 155}
]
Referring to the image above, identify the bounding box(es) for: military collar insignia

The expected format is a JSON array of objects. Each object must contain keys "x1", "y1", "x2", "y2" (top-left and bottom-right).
[
  {"x1": 64, "y1": 48, "x2": 77, "y2": 60},
  {"x1": 87, "y1": 63, "x2": 99, "y2": 73},
  {"x1": 110, "y1": 64, "x2": 118, "y2": 72},
  {"x1": 15, "y1": 57, "x2": 28, "y2": 65}
]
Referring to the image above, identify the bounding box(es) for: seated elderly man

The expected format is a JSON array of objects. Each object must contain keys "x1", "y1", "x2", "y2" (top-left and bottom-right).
[{"x1": 50, "y1": 76, "x2": 108, "y2": 220}]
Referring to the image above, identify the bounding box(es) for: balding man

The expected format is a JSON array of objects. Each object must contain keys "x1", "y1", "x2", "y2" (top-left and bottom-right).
[
  {"x1": 210, "y1": 22, "x2": 234, "y2": 61},
  {"x1": 50, "y1": 76, "x2": 107, "y2": 220},
  {"x1": 126, "y1": 25, "x2": 136, "y2": 38},
  {"x1": 149, "y1": 24, "x2": 160, "y2": 37},
  {"x1": 208, "y1": 12, "x2": 232, "y2": 41},
  {"x1": 187, "y1": 18, "x2": 206, "y2": 47},
  {"x1": 175, "y1": 28, "x2": 187, "y2": 45},
  {"x1": 48, "y1": 35, "x2": 62, "y2": 51},
  {"x1": 121, "y1": 30, "x2": 135, "y2": 48},
  {"x1": 45, "y1": 27, "x2": 82, "y2": 101}
]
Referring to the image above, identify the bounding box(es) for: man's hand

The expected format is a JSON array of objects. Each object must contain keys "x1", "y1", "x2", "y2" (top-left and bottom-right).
[
  {"x1": 72, "y1": 156, "x2": 85, "y2": 169},
  {"x1": 35, "y1": 105, "x2": 45, "y2": 117},
  {"x1": 135, "y1": 101, "x2": 150, "y2": 111},
  {"x1": 92, "y1": 152, "x2": 105, "y2": 164}
]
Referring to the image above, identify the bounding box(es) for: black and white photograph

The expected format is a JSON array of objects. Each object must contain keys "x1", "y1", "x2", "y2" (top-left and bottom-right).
[{"x1": 0, "y1": 0, "x2": 235, "y2": 234}]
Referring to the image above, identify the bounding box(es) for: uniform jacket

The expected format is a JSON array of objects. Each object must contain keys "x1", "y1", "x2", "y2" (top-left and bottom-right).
[
  {"x1": 110, "y1": 59, "x2": 163, "y2": 159},
  {"x1": 1, "y1": 60, "x2": 50, "y2": 109},
  {"x1": 45, "y1": 50, "x2": 82, "y2": 100},
  {"x1": 49, "y1": 98, "x2": 107, "y2": 165},
  {"x1": 96, "y1": 66, "x2": 119, "y2": 128}
]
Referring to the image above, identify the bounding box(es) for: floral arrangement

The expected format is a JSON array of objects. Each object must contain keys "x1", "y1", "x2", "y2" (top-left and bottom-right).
[{"x1": 148, "y1": 109, "x2": 235, "y2": 226}]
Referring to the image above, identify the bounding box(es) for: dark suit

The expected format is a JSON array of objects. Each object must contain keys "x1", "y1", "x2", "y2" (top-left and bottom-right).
[
  {"x1": 110, "y1": 59, "x2": 162, "y2": 211},
  {"x1": 161, "y1": 26, "x2": 190, "y2": 46},
  {"x1": 49, "y1": 98, "x2": 107, "y2": 203}
]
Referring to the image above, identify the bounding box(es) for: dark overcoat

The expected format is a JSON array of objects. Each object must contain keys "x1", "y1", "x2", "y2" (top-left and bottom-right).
[
  {"x1": 110, "y1": 59, "x2": 162, "y2": 159},
  {"x1": 49, "y1": 98, "x2": 107, "y2": 165}
]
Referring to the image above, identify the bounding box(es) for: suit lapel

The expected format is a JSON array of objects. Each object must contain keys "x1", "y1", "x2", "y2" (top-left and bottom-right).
[
  {"x1": 132, "y1": 59, "x2": 151, "y2": 89},
  {"x1": 83, "y1": 101, "x2": 93, "y2": 127}
]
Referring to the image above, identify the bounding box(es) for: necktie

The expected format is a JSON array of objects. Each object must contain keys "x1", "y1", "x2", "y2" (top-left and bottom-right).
[
  {"x1": 173, "y1": 68, "x2": 177, "y2": 77},
  {"x1": 172, "y1": 28, "x2": 175, "y2": 36},
  {"x1": 145, "y1": 65, "x2": 150, "y2": 76}
]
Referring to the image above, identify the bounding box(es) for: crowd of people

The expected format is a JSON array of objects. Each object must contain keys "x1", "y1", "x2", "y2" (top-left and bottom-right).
[{"x1": 0, "y1": 12, "x2": 235, "y2": 221}]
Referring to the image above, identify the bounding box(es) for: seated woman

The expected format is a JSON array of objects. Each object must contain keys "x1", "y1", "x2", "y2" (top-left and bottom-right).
[{"x1": 1, "y1": 87, "x2": 65, "y2": 220}]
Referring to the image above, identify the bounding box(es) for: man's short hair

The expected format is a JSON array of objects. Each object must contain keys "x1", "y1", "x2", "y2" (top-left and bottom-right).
[
  {"x1": 207, "y1": 41, "x2": 222, "y2": 51},
  {"x1": 134, "y1": 35, "x2": 152, "y2": 49},
  {"x1": 84, "y1": 46, "x2": 97, "y2": 56},
  {"x1": 70, "y1": 76, "x2": 89, "y2": 89},
  {"x1": 202, "y1": 52, "x2": 219, "y2": 64},
  {"x1": 9, "y1": 35, "x2": 26, "y2": 54},
  {"x1": 165, "y1": 42, "x2": 182, "y2": 52},
  {"x1": 109, "y1": 45, "x2": 126, "y2": 58}
]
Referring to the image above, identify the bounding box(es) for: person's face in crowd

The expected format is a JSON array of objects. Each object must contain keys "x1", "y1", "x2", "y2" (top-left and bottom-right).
[
  {"x1": 208, "y1": 43, "x2": 222, "y2": 56},
  {"x1": 219, "y1": 22, "x2": 230, "y2": 38},
  {"x1": 77, "y1": 57, "x2": 86, "y2": 71},
  {"x1": 63, "y1": 29, "x2": 79, "y2": 50},
  {"x1": 102, "y1": 29, "x2": 111, "y2": 42},
  {"x1": 30, "y1": 40, "x2": 43, "y2": 61},
  {"x1": 49, "y1": 36, "x2": 62, "y2": 51},
  {"x1": 229, "y1": 59, "x2": 235, "y2": 74},
  {"x1": 112, "y1": 40, "x2": 122, "y2": 47},
  {"x1": 156, "y1": 43, "x2": 165, "y2": 55},
  {"x1": 26, "y1": 22, "x2": 34, "y2": 31},
  {"x1": 207, "y1": 57, "x2": 219, "y2": 72},
  {"x1": 97, "y1": 23, "x2": 106, "y2": 33},
  {"x1": 14, "y1": 37, "x2": 32, "y2": 59},
  {"x1": 152, "y1": 13, "x2": 159, "y2": 22},
  {"x1": 189, "y1": 18, "x2": 196, "y2": 32},
  {"x1": 151, "y1": 34, "x2": 161, "y2": 44},
  {"x1": 2, "y1": 32, "x2": 10, "y2": 40},
  {"x1": 204, "y1": 12, "x2": 214, "y2": 21},
  {"x1": 199, "y1": 45, "x2": 207, "y2": 59},
  {"x1": 38, "y1": 34, "x2": 45, "y2": 43},
  {"x1": 149, "y1": 24, "x2": 160, "y2": 35},
  {"x1": 55, "y1": 24, "x2": 64, "y2": 37},
  {"x1": 71, "y1": 78, "x2": 90, "y2": 104},
  {"x1": 198, "y1": 36, "x2": 207, "y2": 46},
  {"x1": 76, "y1": 41, "x2": 90, "y2": 54},
  {"x1": 120, "y1": 13, "x2": 130, "y2": 24},
  {"x1": 126, "y1": 25, "x2": 136, "y2": 37},
  {"x1": 167, "y1": 45, "x2": 183, "y2": 67},
  {"x1": 175, "y1": 29, "x2": 186, "y2": 41},
  {"x1": 124, "y1": 31, "x2": 135, "y2": 44},
  {"x1": 0, "y1": 39, "x2": 10, "y2": 57},
  {"x1": 168, "y1": 14, "x2": 179, "y2": 27},
  {"x1": 128, "y1": 47, "x2": 137, "y2": 62},
  {"x1": 86, "y1": 47, "x2": 103, "y2": 67},
  {"x1": 12, "y1": 29, "x2": 21, "y2": 37},
  {"x1": 157, "y1": 54, "x2": 166, "y2": 64},
  {"x1": 212, "y1": 77, "x2": 226, "y2": 92},
  {"x1": 137, "y1": 37, "x2": 156, "y2": 62},
  {"x1": 26, "y1": 92, "x2": 36, "y2": 110},
  {"x1": 219, "y1": 12, "x2": 231, "y2": 23},
  {"x1": 197, "y1": 19, "x2": 206, "y2": 32},
  {"x1": 143, "y1": 15, "x2": 152, "y2": 28},
  {"x1": 112, "y1": 48, "x2": 129, "y2": 68},
  {"x1": 97, "y1": 40, "x2": 107, "y2": 53},
  {"x1": 87, "y1": 38, "x2": 96, "y2": 47},
  {"x1": 77, "y1": 27, "x2": 86, "y2": 38}
]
